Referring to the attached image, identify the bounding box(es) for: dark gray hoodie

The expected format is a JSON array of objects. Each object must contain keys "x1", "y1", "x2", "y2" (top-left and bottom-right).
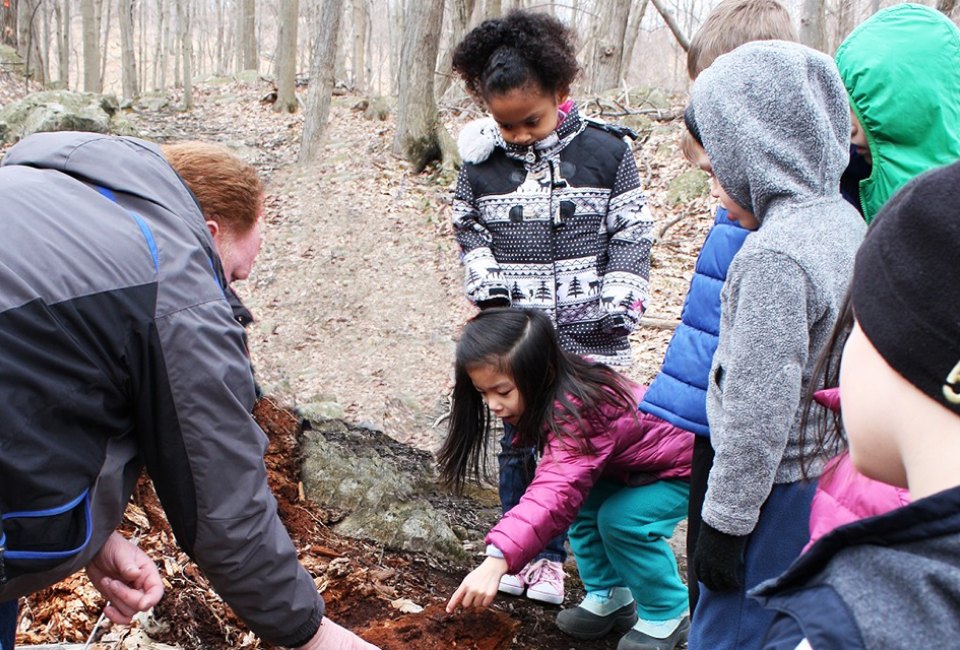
[{"x1": 689, "y1": 41, "x2": 866, "y2": 536}]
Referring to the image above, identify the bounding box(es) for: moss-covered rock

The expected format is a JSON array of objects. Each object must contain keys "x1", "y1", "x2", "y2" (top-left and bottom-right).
[
  {"x1": 666, "y1": 168, "x2": 710, "y2": 205},
  {"x1": 0, "y1": 90, "x2": 140, "y2": 144},
  {"x1": 301, "y1": 418, "x2": 467, "y2": 561}
]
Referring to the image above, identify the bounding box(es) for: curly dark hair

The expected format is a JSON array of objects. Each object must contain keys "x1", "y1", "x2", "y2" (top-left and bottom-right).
[{"x1": 451, "y1": 9, "x2": 580, "y2": 102}]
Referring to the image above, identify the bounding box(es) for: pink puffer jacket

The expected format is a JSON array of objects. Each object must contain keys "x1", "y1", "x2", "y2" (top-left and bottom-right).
[
  {"x1": 804, "y1": 388, "x2": 911, "y2": 553},
  {"x1": 486, "y1": 384, "x2": 693, "y2": 574}
]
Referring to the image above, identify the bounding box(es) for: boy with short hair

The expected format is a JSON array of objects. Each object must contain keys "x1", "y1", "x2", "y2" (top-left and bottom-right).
[
  {"x1": 686, "y1": 0, "x2": 797, "y2": 79},
  {"x1": 683, "y1": 41, "x2": 865, "y2": 649},
  {"x1": 638, "y1": 0, "x2": 797, "y2": 615}
]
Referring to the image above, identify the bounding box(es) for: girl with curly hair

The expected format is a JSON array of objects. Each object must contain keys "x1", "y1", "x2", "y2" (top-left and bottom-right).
[{"x1": 449, "y1": 10, "x2": 656, "y2": 610}]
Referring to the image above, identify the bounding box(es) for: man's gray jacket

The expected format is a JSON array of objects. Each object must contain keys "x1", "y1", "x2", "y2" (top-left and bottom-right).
[{"x1": 0, "y1": 132, "x2": 323, "y2": 647}]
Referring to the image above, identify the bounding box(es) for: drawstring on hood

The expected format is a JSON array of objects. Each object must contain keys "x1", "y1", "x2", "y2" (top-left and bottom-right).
[{"x1": 689, "y1": 40, "x2": 850, "y2": 224}]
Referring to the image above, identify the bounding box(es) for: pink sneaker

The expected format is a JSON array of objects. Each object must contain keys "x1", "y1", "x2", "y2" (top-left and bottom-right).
[
  {"x1": 522, "y1": 558, "x2": 565, "y2": 605},
  {"x1": 499, "y1": 572, "x2": 526, "y2": 596}
]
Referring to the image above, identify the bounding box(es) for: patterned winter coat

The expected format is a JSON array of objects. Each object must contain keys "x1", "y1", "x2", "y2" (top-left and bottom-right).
[
  {"x1": 453, "y1": 105, "x2": 655, "y2": 367},
  {"x1": 486, "y1": 384, "x2": 693, "y2": 574}
]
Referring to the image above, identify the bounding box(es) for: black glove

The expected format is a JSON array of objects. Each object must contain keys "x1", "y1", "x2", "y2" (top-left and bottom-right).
[
  {"x1": 477, "y1": 287, "x2": 510, "y2": 310},
  {"x1": 693, "y1": 523, "x2": 748, "y2": 592}
]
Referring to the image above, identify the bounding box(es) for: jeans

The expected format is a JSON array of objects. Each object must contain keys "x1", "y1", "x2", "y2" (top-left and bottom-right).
[
  {"x1": 498, "y1": 423, "x2": 567, "y2": 564},
  {"x1": 0, "y1": 599, "x2": 17, "y2": 650}
]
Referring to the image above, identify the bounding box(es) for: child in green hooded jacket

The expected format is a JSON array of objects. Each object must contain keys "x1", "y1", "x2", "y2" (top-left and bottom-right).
[{"x1": 836, "y1": 2, "x2": 960, "y2": 223}]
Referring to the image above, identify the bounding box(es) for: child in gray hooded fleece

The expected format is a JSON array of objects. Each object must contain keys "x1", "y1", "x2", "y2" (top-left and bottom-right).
[{"x1": 682, "y1": 41, "x2": 866, "y2": 650}]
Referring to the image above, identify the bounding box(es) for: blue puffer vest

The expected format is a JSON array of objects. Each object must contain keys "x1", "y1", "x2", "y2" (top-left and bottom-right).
[{"x1": 639, "y1": 207, "x2": 749, "y2": 436}]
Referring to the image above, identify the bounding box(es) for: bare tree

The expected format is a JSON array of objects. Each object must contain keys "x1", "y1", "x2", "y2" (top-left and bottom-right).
[
  {"x1": 393, "y1": 0, "x2": 454, "y2": 171},
  {"x1": 649, "y1": 0, "x2": 689, "y2": 51},
  {"x1": 275, "y1": 0, "x2": 299, "y2": 112},
  {"x1": 82, "y1": 0, "x2": 101, "y2": 91},
  {"x1": 1, "y1": 0, "x2": 17, "y2": 48},
  {"x1": 99, "y1": 0, "x2": 114, "y2": 88},
  {"x1": 349, "y1": 0, "x2": 369, "y2": 91},
  {"x1": 120, "y1": 0, "x2": 139, "y2": 98},
  {"x1": 55, "y1": 0, "x2": 70, "y2": 86},
  {"x1": 238, "y1": 0, "x2": 257, "y2": 70},
  {"x1": 800, "y1": 0, "x2": 827, "y2": 52},
  {"x1": 621, "y1": 0, "x2": 649, "y2": 80},
  {"x1": 299, "y1": 0, "x2": 344, "y2": 163},
  {"x1": 586, "y1": 0, "x2": 631, "y2": 93},
  {"x1": 435, "y1": 0, "x2": 477, "y2": 100},
  {"x1": 179, "y1": 0, "x2": 193, "y2": 107}
]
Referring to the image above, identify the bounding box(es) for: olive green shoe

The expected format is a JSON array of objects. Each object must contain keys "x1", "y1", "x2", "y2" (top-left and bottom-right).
[
  {"x1": 556, "y1": 601, "x2": 638, "y2": 640},
  {"x1": 616, "y1": 615, "x2": 690, "y2": 650}
]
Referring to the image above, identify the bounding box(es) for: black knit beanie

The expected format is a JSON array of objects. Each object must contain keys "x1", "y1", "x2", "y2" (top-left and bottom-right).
[{"x1": 851, "y1": 160, "x2": 960, "y2": 414}]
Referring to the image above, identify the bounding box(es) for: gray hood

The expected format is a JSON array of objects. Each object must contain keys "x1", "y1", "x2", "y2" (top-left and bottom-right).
[
  {"x1": 689, "y1": 40, "x2": 851, "y2": 223},
  {"x1": 2, "y1": 131, "x2": 224, "y2": 285}
]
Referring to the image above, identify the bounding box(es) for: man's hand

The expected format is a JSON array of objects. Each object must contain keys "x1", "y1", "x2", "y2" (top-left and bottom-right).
[
  {"x1": 693, "y1": 523, "x2": 748, "y2": 592},
  {"x1": 85, "y1": 532, "x2": 164, "y2": 625},
  {"x1": 446, "y1": 556, "x2": 508, "y2": 613},
  {"x1": 297, "y1": 617, "x2": 381, "y2": 650}
]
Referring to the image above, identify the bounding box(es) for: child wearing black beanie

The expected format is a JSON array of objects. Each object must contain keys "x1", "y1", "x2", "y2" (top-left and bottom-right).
[{"x1": 753, "y1": 159, "x2": 960, "y2": 648}]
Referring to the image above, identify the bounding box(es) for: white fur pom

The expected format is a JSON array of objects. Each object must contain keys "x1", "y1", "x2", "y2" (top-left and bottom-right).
[{"x1": 457, "y1": 117, "x2": 499, "y2": 164}]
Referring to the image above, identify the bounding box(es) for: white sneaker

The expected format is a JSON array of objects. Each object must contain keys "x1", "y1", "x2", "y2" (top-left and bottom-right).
[
  {"x1": 498, "y1": 572, "x2": 526, "y2": 596},
  {"x1": 523, "y1": 558, "x2": 565, "y2": 605}
]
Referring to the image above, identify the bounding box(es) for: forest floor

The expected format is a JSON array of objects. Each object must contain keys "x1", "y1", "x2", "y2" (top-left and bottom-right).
[{"x1": 4, "y1": 72, "x2": 716, "y2": 649}]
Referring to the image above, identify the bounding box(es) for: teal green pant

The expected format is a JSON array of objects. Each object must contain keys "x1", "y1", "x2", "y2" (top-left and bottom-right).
[{"x1": 570, "y1": 478, "x2": 690, "y2": 621}]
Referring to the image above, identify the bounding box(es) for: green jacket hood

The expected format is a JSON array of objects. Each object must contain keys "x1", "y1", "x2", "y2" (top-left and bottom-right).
[{"x1": 836, "y1": 3, "x2": 960, "y2": 222}]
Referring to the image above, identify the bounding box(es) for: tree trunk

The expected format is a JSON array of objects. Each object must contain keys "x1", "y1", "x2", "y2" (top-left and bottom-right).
[
  {"x1": 18, "y1": 0, "x2": 45, "y2": 84},
  {"x1": 484, "y1": 0, "x2": 501, "y2": 18},
  {"x1": 56, "y1": 0, "x2": 70, "y2": 86},
  {"x1": 392, "y1": 0, "x2": 449, "y2": 172},
  {"x1": 587, "y1": 0, "x2": 631, "y2": 93},
  {"x1": 799, "y1": 0, "x2": 827, "y2": 52},
  {"x1": 240, "y1": 0, "x2": 256, "y2": 70},
  {"x1": 275, "y1": 0, "x2": 299, "y2": 112},
  {"x1": 350, "y1": 0, "x2": 368, "y2": 91},
  {"x1": 82, "y1": 0, "x2": 101, "y2": 91},
  {"x1": 99, "y1": 0, "x2": 113, "y2": 88},
  {"x1": 434, "y1": 0, "x2": 476, "y2": 101},
  {"x1": 299, "y1": 0, "x2": 343, "y2": 163},
  {"x1": 120, "y1": 0, "x2": 139, "y2": 98},
  {"x1": 179, "y1": 0, "x2": 193, "y2": 107},
  {"x1": 1, "y1": 0, "x2": 17, "y2": 48},
  {"x1": 621, "y1": 0, "x2": 648, "y2": 80},
  {"x1": 649, "y1": 0, "x2": 689, "y2": 51}
]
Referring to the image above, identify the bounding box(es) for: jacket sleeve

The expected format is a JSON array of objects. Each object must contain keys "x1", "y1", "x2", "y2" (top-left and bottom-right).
[
  {"x1": 139, "y1": 298, "x2": 322, "y2": 648},
  {"x1": 451, "y1": 166, "x2": 510, "y2": 306},
  {"x1": 702, "y1": 251, "x2": 811, "y2": 536},
  {"x1": 599, "y1": 147, "x2": 655, "y2": 329},
  {"x1": 485, "y1": 412, "x2": 617, "y2": 574}
]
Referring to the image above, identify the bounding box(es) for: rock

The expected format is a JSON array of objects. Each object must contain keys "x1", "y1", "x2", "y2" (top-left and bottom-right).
[
  {"x1": 362, "y1": 96, "x2": 391, "y2": 121},
  {"x1": 0, "y1": 90, "x2": 139, "y2": 144},
  {"x1": 666, "y1": 168, "x2": 710, "y2": 205},
  {"x1": 301, "y1": 418, "x2": 467, "y2": 561},
  {"x1": 236, "y1": 69, "x2": 269, "y2": 85},
  {"x1": 298, "y1": 400, "x2": 344, "y2": 421},
  {"x1": 135, "y1": 92, "x2": 171, "y2": 112}
]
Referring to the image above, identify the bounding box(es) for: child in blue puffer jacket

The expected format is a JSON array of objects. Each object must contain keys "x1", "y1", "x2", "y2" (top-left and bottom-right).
[{"x1": 637, "y1": 0, "x2": 797, "y2": 615}]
